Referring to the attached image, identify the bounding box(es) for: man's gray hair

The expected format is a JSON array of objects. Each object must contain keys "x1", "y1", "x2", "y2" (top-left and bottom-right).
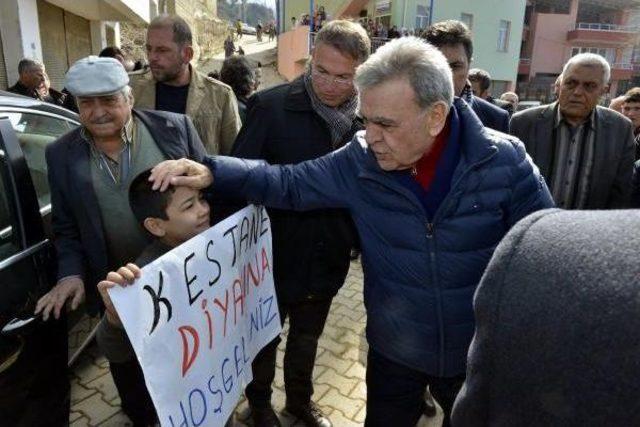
[
  {"x1": 18, "y1": 58, "x2": 44, "y2": 74},
  {"x1": 354, "y1": 37, "x2": 453, "y2": 110},
  {"x1": 562, "y1": 53, "x2": 611, "y2": 84},
  {"x1": 120, "y1": 85, "x2": 133, "y2": 101}
]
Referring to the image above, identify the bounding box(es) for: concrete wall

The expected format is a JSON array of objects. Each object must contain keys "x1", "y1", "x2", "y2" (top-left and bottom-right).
[
  {"x1": 529, "y1": 12, "x2": 575, "y2": 77},
  {"x1": 0, "y1": 0, "x2": 43, "y2": 84},
  {"x1": 430, "y1": 0, "x2": 527, "y2": 87},
  {"x1": 277, "y1": 25, "x2": 310, "y2": 81}
]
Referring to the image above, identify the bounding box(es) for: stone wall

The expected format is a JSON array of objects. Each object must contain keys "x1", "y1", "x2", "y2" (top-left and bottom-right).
[{"x1": 119, "y1": 0, "x2": 227, "y2": 66}]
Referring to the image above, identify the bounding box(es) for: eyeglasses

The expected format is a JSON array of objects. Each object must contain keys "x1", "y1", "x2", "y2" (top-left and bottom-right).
[{"x1": 311, "y1": 67, "x2": 353, "y2": 87}]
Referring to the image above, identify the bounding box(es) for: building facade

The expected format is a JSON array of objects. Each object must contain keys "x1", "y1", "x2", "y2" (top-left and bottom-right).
[
  {"x1": 518, "y1": 0, "x2": 640, "y2": 103},
  {"x1": 278, "y1": 0, "x2": 526, "y2": 93},
  {"x1": 0, "y1": 0, "x2": 158, "y2": 90}
]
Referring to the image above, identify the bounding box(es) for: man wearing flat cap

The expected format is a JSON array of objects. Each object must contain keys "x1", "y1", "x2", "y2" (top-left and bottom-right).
[{"x1": 35, "y1": 55, "x2": 206, "y2": 425}]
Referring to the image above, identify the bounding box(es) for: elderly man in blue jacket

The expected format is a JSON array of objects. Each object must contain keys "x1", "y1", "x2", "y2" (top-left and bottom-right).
[{"x1": 150, "y1": 37, "x2": 554, "y2": 427}]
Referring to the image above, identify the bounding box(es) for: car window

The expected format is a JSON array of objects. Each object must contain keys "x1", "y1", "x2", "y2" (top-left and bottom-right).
[
  {"x1": 0, "y1": 152, "x2": 19, "y2": 260},
  {"x1": 3, "y1": 111, "x2": 77, "y2": 209}
]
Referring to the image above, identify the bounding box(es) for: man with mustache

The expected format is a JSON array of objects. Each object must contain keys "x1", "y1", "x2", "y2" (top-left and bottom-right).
[
  {"x1": 37, "y1": 56, "x2": 206, "y2": 425},
  {"x1": 510, "y1": 53, "x2": 635, "y2": 209},
  {"x1": 130, "y1": 14, "x2": 241, "y2": 154}
]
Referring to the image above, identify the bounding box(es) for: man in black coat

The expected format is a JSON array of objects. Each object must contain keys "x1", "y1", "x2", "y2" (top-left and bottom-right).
[
  {"x1": 424, "y1": 20, "x2": 509, "y2": 133},
  {"x1": 229, "y1": 20, "x2": 368, "y2": 427},
  {"x1": 452, "y1": 208, "x2": 640, "y2": 426},
  {"x1": 8, "y1": 58, "x2": 72, "y2": 109}
]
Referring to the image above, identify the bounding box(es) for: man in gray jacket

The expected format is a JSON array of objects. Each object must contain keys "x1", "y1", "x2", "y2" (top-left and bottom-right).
[
  {"x1": 510, "y1": 53, "x2": 635, "y2": 209},
  {"x1": 452, "y1": 208, "x2": 640, "y2": 426}
]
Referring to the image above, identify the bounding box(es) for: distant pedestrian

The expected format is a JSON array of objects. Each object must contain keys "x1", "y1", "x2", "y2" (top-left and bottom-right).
[
  {"x1": 236, "y1": 19, "x2": 243, "y2": 39},
  {"x1": 224, "y1": 34, "x2": 235, "y2": 58},
  {"x1": 256, "y1": 20, "x2": 263, "y2": 42}
]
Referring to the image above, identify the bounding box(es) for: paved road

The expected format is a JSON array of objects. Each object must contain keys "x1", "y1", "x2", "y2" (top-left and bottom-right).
[{"x1": 200, "y1": 33, "x2": 282, "y2": 91}]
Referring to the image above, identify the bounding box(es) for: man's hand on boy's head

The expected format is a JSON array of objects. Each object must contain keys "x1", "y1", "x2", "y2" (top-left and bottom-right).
[
  {"x1": 97, "y1": 263, "x2": 141, "y2": 325},
  {"x1": 150, "y1": 158, "x2": 213, "y2": 192}
]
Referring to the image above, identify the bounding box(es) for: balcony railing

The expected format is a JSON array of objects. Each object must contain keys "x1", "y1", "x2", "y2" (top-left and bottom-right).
[{"x1": 576, "y1": 22, "x2": 636, "y2": 32}]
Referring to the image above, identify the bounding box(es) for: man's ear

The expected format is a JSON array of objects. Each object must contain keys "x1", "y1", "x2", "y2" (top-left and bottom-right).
[
  {"x1": 426, "y1": 101, "x2": 449, "y2": 138},
  {"x1": 182, "y1": 45, "x2": 194, "y2": 63},
  {"x1": 143, "y1": 217, "x2": 166, "y2": 238}
]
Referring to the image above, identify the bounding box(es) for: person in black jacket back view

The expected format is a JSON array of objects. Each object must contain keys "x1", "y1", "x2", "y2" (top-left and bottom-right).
[
  {"x1": 230, "y1": 20, "x2": 368, "y2": 427},
  {"x1": 452, "y1": 209, "x2": 640, "y2": 426}
]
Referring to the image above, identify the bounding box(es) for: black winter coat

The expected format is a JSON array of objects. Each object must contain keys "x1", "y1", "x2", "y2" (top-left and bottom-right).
[{"x1": 230, "y1": 78, "x2": 360, "y2": 303}]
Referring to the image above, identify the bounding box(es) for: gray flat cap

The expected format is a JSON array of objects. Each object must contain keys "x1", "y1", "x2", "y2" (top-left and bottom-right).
[{"x1": 65, "y1": 56, "x2": 129, "y2": 97}]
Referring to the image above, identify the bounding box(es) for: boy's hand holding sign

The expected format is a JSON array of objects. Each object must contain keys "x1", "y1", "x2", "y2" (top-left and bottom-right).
[{"x1": 108, "y1": 204, "x2": 281, "y2": 426}]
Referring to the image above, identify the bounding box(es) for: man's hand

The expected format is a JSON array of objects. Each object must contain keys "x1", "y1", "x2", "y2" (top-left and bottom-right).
[
  {"x1": 35, "y1": 277, "x2": 85, "y2": 321},
  {"x1": 150, "y1": 158, "x2": 213, "y2": 191},
  {"x1": 97, "y1": 264, "x2": 141, "y2": 326}
]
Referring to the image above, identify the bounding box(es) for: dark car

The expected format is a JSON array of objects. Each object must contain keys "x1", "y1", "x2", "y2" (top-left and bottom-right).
[{"x1": 0, "y1": 91, "x2": 81, "y2": 425}]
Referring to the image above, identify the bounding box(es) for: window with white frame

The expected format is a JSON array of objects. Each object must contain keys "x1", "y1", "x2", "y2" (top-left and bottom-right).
[
  {"x1": 461, "y1": 13, "x2": 473, "y2": 30},
  {"x1": 416, "y1": 4, "x2": 430, "y2": 29},
  {"x1": 497, "y1": 20, "x2": 510, "y2": 52}
]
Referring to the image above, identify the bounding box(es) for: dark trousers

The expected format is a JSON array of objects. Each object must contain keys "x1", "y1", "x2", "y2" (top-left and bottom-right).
[
  {"x1": 365, "y1": 349, "x2": 464, "y2": 427},
  {"x1": 0, "y1": 316, "x2": 69, "y2": 427},
  {"x1": 110, "y1": 358, "x2": 157, "y2": 426},
  {"x1": 245, "y1": 297, "x2": 333, "y2": 409}
]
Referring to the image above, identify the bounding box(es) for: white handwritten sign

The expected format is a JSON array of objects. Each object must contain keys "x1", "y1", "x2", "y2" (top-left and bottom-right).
[{"x1": 110, "y1": 205, "x2": 281, "y2": 426}]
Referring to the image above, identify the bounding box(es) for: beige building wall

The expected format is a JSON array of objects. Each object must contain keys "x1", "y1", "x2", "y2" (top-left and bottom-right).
[{"x1": 37, "y1": 0, "x2": 92, "y2": 89}]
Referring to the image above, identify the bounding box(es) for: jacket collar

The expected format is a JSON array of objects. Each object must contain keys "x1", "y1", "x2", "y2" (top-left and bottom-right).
[
  {"x1": 358, "y1": 98, "x2": 497, "y2": 178},
  {"x1": 132, "y1": 64, "x2": 202, "y2": 114},
  {"x1": 186, "y1": 66, "x2": 206, "y2": 117},
  {"x1": 283, "y1": 77, "x2": 313, "y2": 112},
  {"x1": 453, "y1": 97, "x2": 498, "y2": 165}
]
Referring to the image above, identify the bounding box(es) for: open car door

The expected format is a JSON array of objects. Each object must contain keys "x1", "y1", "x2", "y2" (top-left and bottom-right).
[{"x1": 0, "y1": 117, "x2": 69, "y2": 426}]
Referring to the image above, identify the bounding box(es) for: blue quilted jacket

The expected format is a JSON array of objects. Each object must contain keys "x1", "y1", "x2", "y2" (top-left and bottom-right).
[{"x1": 208, "y1": 98, "x2": 554, "y2": 377}]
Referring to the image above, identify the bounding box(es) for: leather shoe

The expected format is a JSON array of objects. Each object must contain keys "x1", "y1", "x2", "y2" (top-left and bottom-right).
[
  {"x1": 250, "y1": 405, "x2": 282, "y2": 427},
  {"x1": 284, "y1": 402, "x2": 332, "y2": 427}
]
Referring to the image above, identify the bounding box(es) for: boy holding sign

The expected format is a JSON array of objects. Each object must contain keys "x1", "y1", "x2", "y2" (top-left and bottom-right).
[{"x1": 96, "y1": 169, "x2": 211, "y2": 426}]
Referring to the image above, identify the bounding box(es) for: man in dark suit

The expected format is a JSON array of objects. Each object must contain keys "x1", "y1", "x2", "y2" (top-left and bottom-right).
[
  {"x1": 34, "y1": 56, "x2": 205, "y2": 423},
  {"x1": 36, "y1": 56, "x2": 206, "y2": 319},
  {"x1": 424, "y1": 20, "x2": 509, "y2": 133},
  {"x1": 510, "y1": 53, "x2": 635, "y2": 209},
  {"x1": 452, "y1": 208, "x2": 640, "y2": 426}
]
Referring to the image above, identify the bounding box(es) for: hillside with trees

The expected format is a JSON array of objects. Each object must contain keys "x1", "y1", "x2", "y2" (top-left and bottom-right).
[{"x1": 218, "y1": 0, "x2": 275, "y2": 26}]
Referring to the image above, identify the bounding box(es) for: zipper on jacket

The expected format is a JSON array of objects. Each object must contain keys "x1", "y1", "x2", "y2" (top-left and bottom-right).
[
  {"x1": 427, "y1": 150, "x2": 497, "y2": 377},
  {"x1": 425, "y1": 222, "x2": 446, "y2": 375},
  {"x1": 426, "y1": 222, "x2": 434, "y2": 238}
]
